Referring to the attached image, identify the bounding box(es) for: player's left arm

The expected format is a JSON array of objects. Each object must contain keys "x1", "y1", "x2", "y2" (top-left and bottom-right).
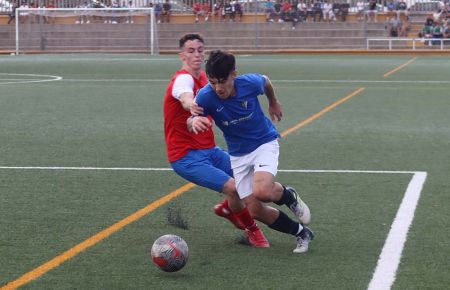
[{"x1": 263, "y1": 75, "x2": 282, "y2": 122}]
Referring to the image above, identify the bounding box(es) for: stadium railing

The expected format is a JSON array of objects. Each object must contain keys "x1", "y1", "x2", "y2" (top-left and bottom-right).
[{"x1": 367, "y1": 37, "x2": 450, "y2": 50}]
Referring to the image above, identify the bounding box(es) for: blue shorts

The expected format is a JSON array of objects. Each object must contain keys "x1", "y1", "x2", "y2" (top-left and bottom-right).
[{"x1": 171, "y1": 146, "x2": 233, "y2": 193}]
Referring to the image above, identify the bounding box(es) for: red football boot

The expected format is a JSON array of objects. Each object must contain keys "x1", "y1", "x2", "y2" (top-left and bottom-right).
[
  {"x1": 214, "y1": 200, "x2": 245, "y2": 230},
  {"x1": 245, "y1": 226, "x2": 270, "y2": 248}
]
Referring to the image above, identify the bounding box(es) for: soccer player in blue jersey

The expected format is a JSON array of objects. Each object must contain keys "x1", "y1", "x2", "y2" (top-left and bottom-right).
[{"x1": 190, "y1": 50, "x2": 314, "y2": 253}]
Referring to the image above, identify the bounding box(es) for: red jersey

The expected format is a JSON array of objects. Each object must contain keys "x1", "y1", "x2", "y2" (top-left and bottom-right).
[{"x1": 163, "y1": 70, "x2": 215, "y2": 162}]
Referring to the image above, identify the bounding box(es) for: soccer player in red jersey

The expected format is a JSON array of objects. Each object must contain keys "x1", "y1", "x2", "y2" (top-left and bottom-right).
[{"x1": 163, "y1": 34, "x2": 269, "y2": 247}]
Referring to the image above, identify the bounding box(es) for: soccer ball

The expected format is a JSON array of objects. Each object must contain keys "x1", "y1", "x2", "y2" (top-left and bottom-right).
[{"x1": 150, "y1": 234, "x2": 188, "y2": 272}]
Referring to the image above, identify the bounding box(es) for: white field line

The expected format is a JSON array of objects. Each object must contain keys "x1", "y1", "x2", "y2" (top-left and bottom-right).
[
  {"x1": 54, "y1": 79, "x2": 450, "y2": 84},
  {"x1": 367, "y1": 171, "x2": 427, "y2": 290},
  {"x1": 0, "y1": 166, "x2": 427, "y2": 290},
  {"x1": 0, "y1": 166, "x2": 421, "y2": 174},
  {"x1": 0, "y1": 73, "x2": 62, "y2": 85}
]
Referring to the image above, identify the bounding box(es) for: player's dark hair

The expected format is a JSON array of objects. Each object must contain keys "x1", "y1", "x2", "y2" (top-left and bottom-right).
[
  {"x1": 205, "y1": 50, "x2": 236, "y2": 81},
  {"x1": 179, "y1": 33, "x2": 204, "y2": 48}
]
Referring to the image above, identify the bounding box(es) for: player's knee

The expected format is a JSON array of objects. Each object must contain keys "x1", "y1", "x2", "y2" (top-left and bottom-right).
[
  {"x1": 222, "y1": 178, "x2": 238, "y2": 197},
  {"x1": 252, "y1": 186, "x2": 272, "y2": 202},
  {"x1": 246, "y1": 200, "x2": 266, "y2": 220}
]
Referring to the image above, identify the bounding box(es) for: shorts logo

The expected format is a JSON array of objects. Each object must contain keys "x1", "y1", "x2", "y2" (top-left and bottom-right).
[{"x1": 258, "y1": 164, "x2": 268, "y2": 167}]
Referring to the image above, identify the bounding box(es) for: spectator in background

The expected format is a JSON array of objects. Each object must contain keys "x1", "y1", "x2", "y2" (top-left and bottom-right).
[
  {"x1": 418, "y1": 17, "x2": 434, "y2": 45},
  {"x1": 265, "y1": 0, "x2": 275, "y2": 22},
  {"x1": 231, "y1": 0, "x2": 243, "y2": 22},
  {"x1": 223, "y1": 0, "x2": 233, "y2": 21},
  {"x1": 399, "y1": 15, "x2": 410, "y2": 37},
  {"x1": 154, "y1": 2, "x2": 162, "y2": 23},
  {"x1": 396, "y1": 0, "x2": 408, "y2": 19},
  {"x1": 312, "y1": 0, "x2": 323, "y2": 22},
  {"x1": 193, "y1": 0, "x2": 202, "y2": 22},
  {"x1": 110, "y1": 0, "x2": 121, "y2": 24},
  {"x1": 288, "y1": 5, "x2": 299, "y2": 29},
  {"x1": 367, "y1": 0, "x2": 377, "y2": 22},
  {"x1": 444, "y1": 20, "x2": 450, "y2": 38},
  {"x1": 297, "y1": 0, "x2": 307, "y2": 23},
  {"x1": 305, "y1": 1, "x2": 314, "y2": 22},
  {"x1": 162, "y1": 0, "x2": 171, "y2": 23},
  {"x1": 386, "y1": 0, "x2": 396, "y2": 17},
  {"x1": 386, "y1": 16, "x2": 402, "y2": 37},
  {"x1": 356, "y1": 0, "x2": 365, "y2": 21},
  {"x1": 202, "y1": 1, "x2": 211, "y2": 22},
  {"x1": 19, "y1": 1, "x2": 30, "y2": 25},
  {"x1": 339, "y1": 0, "x2": 349, "y2": 22},
  {"x1": 7, "y1": 2, "x2": 18, "y2": 24},
  {"x1": 322, "y1": 0, "x2": 334, "y2": 22},
  {"x1": 45, "y1": 0, "x2": 56, "y2": 24},
  {"x1": 124, "y1": 0, "x2": 135, "y2": 23},
  {"x1": 274, "y1": 0, "x2": 283, "y2": 22},
  {"x1": 432, "y1": 20, "x2": 444, "y2": 44},
  {"x1": 331, "y1": 0, "x2": 340, "y2": 21},
  {"x1": 213, "y1": 0, "x2": 223, "y2": 21},
  {"x1": 280, "y1": 0, "x2": 290, "y2": 22}
]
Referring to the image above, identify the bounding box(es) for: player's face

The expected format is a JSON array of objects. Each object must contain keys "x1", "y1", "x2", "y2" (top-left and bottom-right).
[
  {"x1": 208, "y1": 71, "x2": 236, "y2": 99},
  {"x1": 179, "y1": 39, "x2": 205, "y2": 71}
]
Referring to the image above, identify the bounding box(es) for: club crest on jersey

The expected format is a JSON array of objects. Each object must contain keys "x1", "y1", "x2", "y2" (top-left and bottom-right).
[{"x1": 241, "y1": 101, "x2": 248, "y2": 109}]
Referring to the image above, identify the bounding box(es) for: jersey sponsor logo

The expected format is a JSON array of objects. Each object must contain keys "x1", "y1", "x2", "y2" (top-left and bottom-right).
[{"x1": 220, "y1": 112, "x2": 254, "y2": 127}]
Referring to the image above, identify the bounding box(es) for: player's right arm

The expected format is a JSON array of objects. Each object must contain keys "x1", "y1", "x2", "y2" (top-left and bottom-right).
[
  {"x1": 172, "y1": 74, "x2": 195, "y2": 111},
  {"x1": 187, "y1": 90, "x2": 211, "y2": 134},
  {"x1": 172, "y1": 74, "x2": 203, "y2": 115}
]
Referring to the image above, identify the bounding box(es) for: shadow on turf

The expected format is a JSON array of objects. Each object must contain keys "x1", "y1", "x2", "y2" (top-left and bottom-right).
[
  {"x1": 235, "y1": 234, "x2": 251, "y2": 246},
  {"x1": 167, "y1": 206, "x2": 189, "y2": 230}
]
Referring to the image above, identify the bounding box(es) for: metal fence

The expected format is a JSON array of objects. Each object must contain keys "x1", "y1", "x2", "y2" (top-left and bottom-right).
[{"x1": 1, "y1": 0, "x2": 446, "y2": 14}]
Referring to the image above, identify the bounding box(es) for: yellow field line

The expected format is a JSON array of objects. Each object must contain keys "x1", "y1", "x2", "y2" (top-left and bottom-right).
[
  {"x1": 0, "y1": 183, "x2": 196, "y2": 290},
  {"x1": 1, "y1": 87, "x2": 366, "y2": 290},
  {"x1": 383, "y1": 57, "x2": 417, "y2": 78},
  {"x1": 281, "y1": 87, "x2": 365, "y2": 137}
]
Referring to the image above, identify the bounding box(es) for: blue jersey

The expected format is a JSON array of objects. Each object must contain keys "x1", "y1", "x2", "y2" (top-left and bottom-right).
[{"x1": 195, "y1": 73, "x2": 280, "y2": 156}]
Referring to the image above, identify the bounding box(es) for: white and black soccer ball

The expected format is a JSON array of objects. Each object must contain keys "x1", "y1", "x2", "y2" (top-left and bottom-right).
[{"x1": 150, "y1": 234, "x2": 188, "y2": 272}]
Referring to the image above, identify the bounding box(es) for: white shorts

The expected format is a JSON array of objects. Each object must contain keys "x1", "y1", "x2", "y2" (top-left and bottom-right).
[{"x1": 230, "y1": 140, "x2": 279, "y2": 199}]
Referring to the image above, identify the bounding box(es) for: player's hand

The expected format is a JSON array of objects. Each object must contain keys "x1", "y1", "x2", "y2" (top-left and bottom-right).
[
  {"x1": 268, "y1": 99, "x2": 282, "y2": 122},
  {"x1": 191, "y1": 116, "x2": 211, "y2": 134},
  {"x1": 190, "y1": 101, "x2": 204, "y2": 116}
]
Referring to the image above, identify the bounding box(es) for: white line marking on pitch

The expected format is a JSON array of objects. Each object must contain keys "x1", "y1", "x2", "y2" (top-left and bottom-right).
[
  {"x1": 367, "y1": 171, "x2": 427, "y2": 290},
  {"x1": 0, "y1": 167, "x2": 421, "y2": 175},
  {"x1": 0, "y1": 73, "x2": 62, "y2": 85},
  {"x1": 0, "y1": 166, "x2": 427, "y2": 289},
  {"x1": 57, "y1": 79, "x2": 450, "y2": 84}
]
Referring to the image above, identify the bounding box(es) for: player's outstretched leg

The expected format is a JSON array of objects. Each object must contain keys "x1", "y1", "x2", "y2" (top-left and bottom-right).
[
  {"x1": 293, "y1": 226, "x2": 315, "y2": 253},
  {"x1": 215, "y1": 199, "x2": 270, "y2": 247},
  {"x1": 214, "y1": 199, "x2": 245, "y2": 230}
]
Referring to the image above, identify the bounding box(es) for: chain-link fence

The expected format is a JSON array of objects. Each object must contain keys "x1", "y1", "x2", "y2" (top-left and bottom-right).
[{"x1": 1, "y1": 0, "x2": 446, "y2": 14}]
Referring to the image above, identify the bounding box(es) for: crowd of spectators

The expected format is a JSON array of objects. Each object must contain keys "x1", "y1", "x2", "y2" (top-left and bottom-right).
[
  {"x1": 418, "y1": 2, "x2": 450, "y2": 44},
  {"x1": 264, "y1": 0, "x2": 350, "y2": 24},
  {"x1": 4, "y1": 0, "x2": 450, "y2": 41}
]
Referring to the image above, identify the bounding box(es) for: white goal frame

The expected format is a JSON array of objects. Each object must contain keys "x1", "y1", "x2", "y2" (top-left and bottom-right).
[{"x1": 15, "y1": 7, "x2": 157, "y2": 55}]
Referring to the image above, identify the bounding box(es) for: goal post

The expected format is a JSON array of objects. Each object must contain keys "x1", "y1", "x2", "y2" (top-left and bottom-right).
[{"x1": 15, "y1": 7, "x2": 158, "y2": 55}]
